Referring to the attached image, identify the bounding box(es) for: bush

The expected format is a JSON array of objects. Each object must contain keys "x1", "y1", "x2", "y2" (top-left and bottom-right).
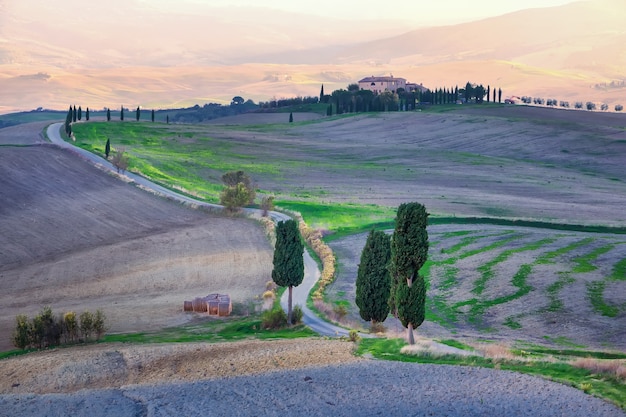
[
  {"x1": 12, "y1": 308, "x2": 108, "y2": 350},
  {"x1": 12, "y1": 314, "x2": 31, "y2": 350},
  {"x1": 79, "y1": 311, "x2": 94, "y2": 341},
  {"x1": 291, "y1": 305, "x2": 303, "y2": 325},
  {"x1": 93, "y1": 310, "x2": 108, "y2": 340},
  {"x1": 333, "y1": 304, "x2": 348, "y2": 320},
  {"x1": 262, "y1": 308, "x2": 288, "y2": 329},
  {"x1": 349, "y1": 329, "x2": 360, "y2": 342},
  {"x1": 63, "y1": 311, "x2": 78, "y2": 344}
]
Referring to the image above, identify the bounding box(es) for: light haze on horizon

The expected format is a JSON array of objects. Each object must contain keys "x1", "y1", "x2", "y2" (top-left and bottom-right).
[{"x1": 147, "y1": 0, "x2": 582, "y2": 25}]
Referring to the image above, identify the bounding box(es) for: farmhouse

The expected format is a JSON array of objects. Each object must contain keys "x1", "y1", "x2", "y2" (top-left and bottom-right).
[
  {"x1": 358, "y1": 76, "x2": 428, "y2": 94},
  {"x1": 358, "y1": 75, "x2": 406, "y2": 94}
]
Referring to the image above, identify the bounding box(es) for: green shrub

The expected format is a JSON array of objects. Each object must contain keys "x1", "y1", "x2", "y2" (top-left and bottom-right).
[
  {"x1": 79, "y1": 311, "x2": 94, "y2": 341},
  {"x1": 333, "y1": 304, "x2": 348, "y2": 320},
  {"x1": 262, "y1": 308, "x2": 287, "y2": 329},
  {"x1": 93, "y1": 310, "x2": 108, "y2": 340},
  {"x1": 12, "y1": 314, "x2": 31, "y2": 350},
  {"x1": 63, "y1": 311, "x2": 78, "y2": 344},
  {"x1": 349, "y1": 329, "x2": 360, "y2": 342},
  {"x1": 291, "y1": 305, "x2": 303, "y2": 325}
]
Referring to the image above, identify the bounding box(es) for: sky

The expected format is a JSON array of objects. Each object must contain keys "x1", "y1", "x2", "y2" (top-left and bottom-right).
[{"x1": 157, "y1": 0, "x2": 582, "y2": 25}]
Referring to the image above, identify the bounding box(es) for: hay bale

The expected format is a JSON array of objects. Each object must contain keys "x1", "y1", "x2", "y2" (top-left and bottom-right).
[
  {"x1": 183, "y1": 300, "x2": 193, "y2": 312},
  {"x1": 192, "y1": 297, "x2": 207, "y2": 312}
]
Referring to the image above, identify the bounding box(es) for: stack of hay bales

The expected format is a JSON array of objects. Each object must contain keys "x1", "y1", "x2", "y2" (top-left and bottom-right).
[{"x1": 183, "y1": 293, "x2": 232, "y2": 316}]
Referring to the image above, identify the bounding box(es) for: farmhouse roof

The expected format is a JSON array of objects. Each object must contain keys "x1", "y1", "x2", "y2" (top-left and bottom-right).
[{"x1": 358, "y1": 75, "x2": 407, "y2": 83}]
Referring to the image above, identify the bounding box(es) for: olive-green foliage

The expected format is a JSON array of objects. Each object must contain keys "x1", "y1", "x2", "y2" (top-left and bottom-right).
[
  {"x1": 262, "y1": 308, "x2": 288, "y2": 329},
  {"x1": 79, "y1": 311, "x2": 94, "y2": 341},
  {"x1": 93, "y1": 310, "x2": 108, "y2": 339},
  {"x1": 221, "y1": 170, "x2": 255, "y2": 204},
  {"x1": 389, "y1": 202, "x2": 429, "y2": 335},
  {"x1": 63, "y1": 311, "x2": 78, "y2": 344},
  {"x1": 355, "y1": 230, "x2": 391, "y2": 323},
  {"x1": 291, "y1": 305, "x2": 303, "y2": 325},
  {"x1": 12, "y1": 315, "x2": 30, "y2": 350},
  {"x1": 220, "y1": 182, "x2": 251, "y2": 212}
]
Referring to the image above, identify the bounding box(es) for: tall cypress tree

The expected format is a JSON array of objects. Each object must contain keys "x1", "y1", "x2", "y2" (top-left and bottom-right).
[
  {"x1": 105, "y1": 138, "x2": 111, "y2": 159},
  {"x1": 136, "y1": 106, "x2": 140, "y2": 121},
  {"x1": 106, "y1": 108, "x2": 111, "y2": 121},
  {"x1": 356, "y1": 230, "x2": 391, "y2": 326},
  {"x1": 120, "y1": 106, "x2": 124, "y2": 121},
  {"x1": 151, "y1": 109, "x2": 155, "y2": 122},
  {"x1": 487, "y1": 86, "x2": 491, "y2": 103},
  {"x1": 86, "y1": 107, "x2": 90, "y2": 121},
  {"x1": 498, "y1": 88, "x2": 502, "y2": 103},
  {"x1": 272, "y1": 220, "x2": 304, "y2": 324},
  {"x1": 389, "y1": 202, "x2": 429, "y2": 345},
  {"x1": 72, "y1": 105, "x2": 77, "y2": 123},
  {"x1": 289, "y1": 112, "x2": 293, "y2": 123},
  {"x1": 320, "y1": 84, "x2": 324, "y2": 103}
]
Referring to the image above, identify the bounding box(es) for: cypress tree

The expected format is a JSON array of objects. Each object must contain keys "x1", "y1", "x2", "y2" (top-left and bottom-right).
[
  {"x1": 136, "y1": 106, "x2": 140, "y2": 121},
  {"x1": 389, "y1": 202, "x2": 429, "y2": 345},
  {"x1": 272, "y1": 220, "x2": 304, "y2": 324},
  {"x1": 356, "y1": 230, "x2": 391, "y2": 326},
  {"x1": 106, "y1": 108, "x2": 111, "y2": 121},
  {"x1": 151, "y1": 109, "x2": 155, "y2": 122},
  {"x1": 320, "y1": 84, "x2": 324, "y2": 103},
  {"x1": 105, "y1": 138, "x2": 111, "y2": 159},
  {"x1": 289, "y1": 112, "x2": 293, "y2": 123},
  {"x1": 72, "y1": 105, "x2": 77, "y2": 123},
  {"x1": 498, "y1": 88, "x2": 502, "y2": 103},
  {"x1": 487, "y1": 85, "x2": 490, "y2": 102},
  {"x1": 86, "y1": 107, "x2": 90, "y2": 121},
  {"x1": 120, "y1": 106, "x2": 124, "y2": 121}
]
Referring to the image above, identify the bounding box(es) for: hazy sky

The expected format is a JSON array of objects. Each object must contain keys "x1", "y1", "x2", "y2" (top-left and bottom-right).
[{"x1": 162, "y1": 0, "x2": 581, "y2": 25}]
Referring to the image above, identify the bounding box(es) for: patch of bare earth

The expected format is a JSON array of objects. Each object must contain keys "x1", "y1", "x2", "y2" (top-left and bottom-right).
[{"x1": 0, "y1": 339, "x2": 359, "y2": 394}]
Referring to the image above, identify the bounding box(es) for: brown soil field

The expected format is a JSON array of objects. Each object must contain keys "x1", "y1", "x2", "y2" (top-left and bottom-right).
[{"x1": 0, "y1": 123, "x2": 273, "y2": 351}]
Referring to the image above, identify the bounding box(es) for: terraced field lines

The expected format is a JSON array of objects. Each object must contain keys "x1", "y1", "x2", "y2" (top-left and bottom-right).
[
  {"x1": 586, "y1": 253, "x2": 626, "y2": 317},
  {"x1": 572, "y1": 244, "x2": 615, "y2": 273},
  {"x1": 472, "y1": 237, "x2": 556, "y2": 296}
]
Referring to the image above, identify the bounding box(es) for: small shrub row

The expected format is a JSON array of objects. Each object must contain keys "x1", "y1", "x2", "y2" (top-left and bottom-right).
[{"x1": 13, "y1": 307, "x2": 108, "y2": 350}]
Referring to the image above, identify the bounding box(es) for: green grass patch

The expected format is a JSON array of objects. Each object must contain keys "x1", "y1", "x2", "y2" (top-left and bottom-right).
[
  {"x1": 573, "y1": 244, "x2": 615, "y2": 273},
  {"x1": 587, "y1": 281, "x2": 619, "y2": 317},
  {"x1": 544, "y1": 272, "x2": 576, "y2": 312},
  {"x1": 102, "y1": 315, "x2": 316, "y2": 344},
  {"x1": 437, "y1": 339, "x2": 475, "y2": 351},
  {"x1": 276, "y1": 200, "x2": 395, "y2": 237},
  {"x1": 536, "y1": 238, "x2": 595, "y2": 264},
  {"x1": 543, "y1": 336, "x2": 587, "y2": 349}
]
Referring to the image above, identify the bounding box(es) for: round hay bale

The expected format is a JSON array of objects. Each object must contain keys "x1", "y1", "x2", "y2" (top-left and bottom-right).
[
  {"x1": 192, "y1": 298, "x2": 208, "y2": 312},
  {"x1": 183, "y1": 300, "x2": 193, "y2": 312}
]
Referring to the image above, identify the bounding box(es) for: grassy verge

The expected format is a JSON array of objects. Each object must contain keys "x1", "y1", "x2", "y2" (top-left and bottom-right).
[
  {"x1": 0, "y1": 314, "x2": 315, "y2": 360},
  {"x1": 356, "y1": 338, "x2": 626, "y2": 410}
]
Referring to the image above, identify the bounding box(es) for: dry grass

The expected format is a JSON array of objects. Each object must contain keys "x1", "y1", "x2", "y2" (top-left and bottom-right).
[
  {"x1": 400, "y1": 341, "x2": 453, "y2": 358},
  {"x1": 572, "y1": 357, "x2": 626, "y2": 381}
]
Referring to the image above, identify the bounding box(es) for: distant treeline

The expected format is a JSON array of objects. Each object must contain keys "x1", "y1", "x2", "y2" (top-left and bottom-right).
[{"x1": 170, "y1": 99, "x2": 258, "y2": 123}]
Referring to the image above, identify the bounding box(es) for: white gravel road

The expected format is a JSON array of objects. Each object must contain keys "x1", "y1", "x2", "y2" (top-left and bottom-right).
[{"x1": 1, "y1": 361, "x2": 624, "y2": 417}]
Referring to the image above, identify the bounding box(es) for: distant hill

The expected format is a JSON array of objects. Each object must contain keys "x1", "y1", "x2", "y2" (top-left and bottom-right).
[{"x1": 0, "y1": 0, "x2": 623, "y2": 113}]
